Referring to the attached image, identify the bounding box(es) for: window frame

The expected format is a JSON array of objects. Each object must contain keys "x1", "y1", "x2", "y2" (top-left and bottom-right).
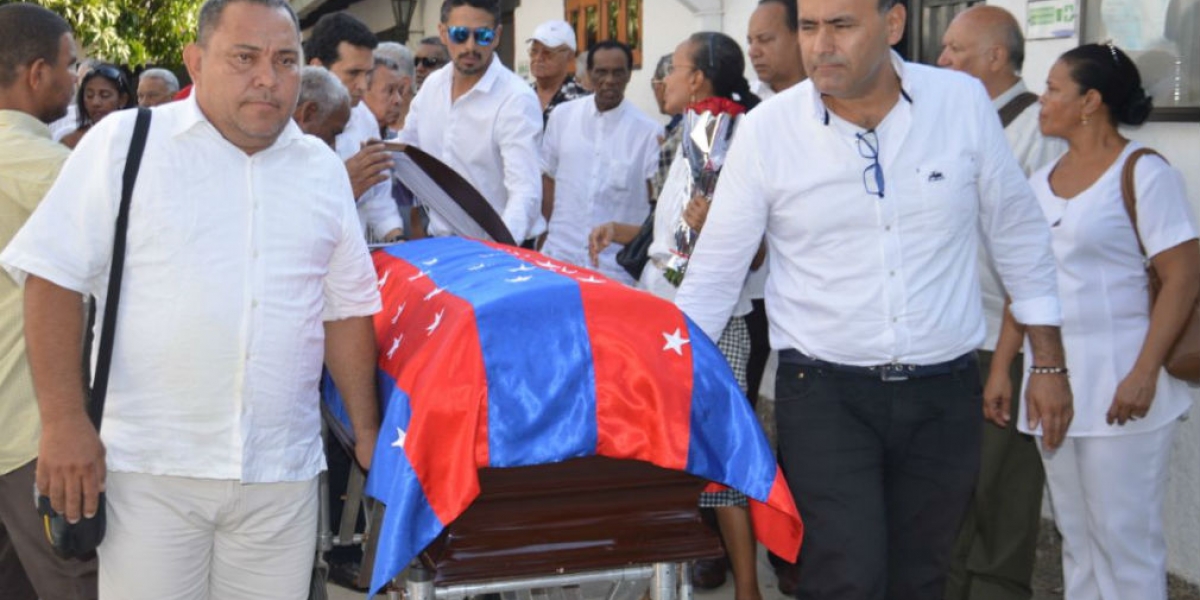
[{"x1": 564, "y1": 0, "x2": 643, "y2": 69}]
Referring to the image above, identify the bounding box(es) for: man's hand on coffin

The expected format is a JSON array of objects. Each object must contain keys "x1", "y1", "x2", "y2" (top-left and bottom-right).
[{"x1": 345, "y1": 141, "x2": 393, "y2": 200}]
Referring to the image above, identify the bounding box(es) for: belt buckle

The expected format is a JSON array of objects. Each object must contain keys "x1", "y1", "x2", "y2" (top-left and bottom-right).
[{"x1": 880, "y1": 363, "x2": 909, "y2": 382}]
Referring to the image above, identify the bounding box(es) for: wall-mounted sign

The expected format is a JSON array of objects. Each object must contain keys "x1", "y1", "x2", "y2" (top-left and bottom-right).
[{"x1": 1027, "y1": 0, "x2": 1078, "y2": 39}]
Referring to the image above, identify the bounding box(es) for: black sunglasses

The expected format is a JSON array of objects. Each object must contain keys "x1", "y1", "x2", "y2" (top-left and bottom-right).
[{"x1": 414, "y1": 56, "x2": 445, "y2": 68}]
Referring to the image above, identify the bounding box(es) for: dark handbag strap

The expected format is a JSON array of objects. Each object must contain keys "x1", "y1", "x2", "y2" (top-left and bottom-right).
[
  {"x1": 88, "y1": 107, "x2": 152, "y2": 430},
  {"x1": 1119, "y1": 147, "x2": 1167, "y2": 260},
  {"x1": 998, "y1": 92, "x2": 1039, "y2": 128}
]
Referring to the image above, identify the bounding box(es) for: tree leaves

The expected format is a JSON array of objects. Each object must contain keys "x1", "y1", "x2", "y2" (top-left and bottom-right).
[{"x1": 1, "y1": 0, "x2": 203, "y2": 66}]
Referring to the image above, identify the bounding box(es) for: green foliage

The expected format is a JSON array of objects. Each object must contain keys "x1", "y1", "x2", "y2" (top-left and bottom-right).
[{"x1": 1, "y1": 0, "x2": 203, "y2": 66}]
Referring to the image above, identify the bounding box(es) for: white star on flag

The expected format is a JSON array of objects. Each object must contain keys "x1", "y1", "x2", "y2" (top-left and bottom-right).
[
  {"x1": 391, "y1": 302, "x2": 406, "y2": 325},
  {"x1": 421, "y1": 258, "x2": 439, "y2": 266},
  {"x1": 506, "y1": 275, "x2": 533, "y2": 283},
  {"x1": 577, "y1": 275, "x2": 604, "y2": 284},
  {"x1": 391, "y1": 427, "x2": 407, "y2": 449},
  {"x1": 386, "y1": 334, "x2": 404, "y2": 359},
  {"x1": 468, "y1": 263, "x2": 486, "y2": 271},
  {"x1": 408, "y1": 270, "x2": 430, "y2": 282},
  {"x1": 377, "y1": 271, "x2": 390, "y2": 289},
  {"x1": 662, "y1": 328, "x2": 690, "y2": 355},
  {"x1": 560, "y1": 267, "x2": 578, "y2": 274},
  {"x1": 426, "y1": 309, "x2": 445, "y2": 335},
  {"x1": 509, "y1": 264, "x2": 535, "y2": 272},
  {"x1": 424, "y1": 287, "x2": 444, "y2": 301},
  {"x1": 536, "y1": 260, "x2": 559, "y2": 271}
]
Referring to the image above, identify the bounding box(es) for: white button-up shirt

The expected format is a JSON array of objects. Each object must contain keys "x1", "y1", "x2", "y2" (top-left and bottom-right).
[
  {"x1": 400, "y1": 56, "x2": 543, "y2": 242},
  {"x1": 337, "y1": 101, "x2": 403, "y2": 240},
  {"x1": 978, "y1": 81, "x2": 1066, "y2": 350},
  {"x1": 1, "y1": 96, "x2": 382, "y2": 482},
  {"x1": 541, "y1": 97, "x2": 659, "y2": 282},
  {"x1": 675, "y1": 53, "x2": 1062, "y2": 366}
]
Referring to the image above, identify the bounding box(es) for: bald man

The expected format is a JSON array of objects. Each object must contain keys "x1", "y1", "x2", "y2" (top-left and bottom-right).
[{"x1": 938, "y1": 7, "x2": 1065, "y2": 600}]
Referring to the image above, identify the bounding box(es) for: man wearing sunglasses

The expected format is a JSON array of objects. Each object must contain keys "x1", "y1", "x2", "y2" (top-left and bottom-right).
[
  {"x1": 674, "y1": 0, "x2": 1074, "y2": 597},
  {"x1": 307, "y1": 12, "x2": 403, "y2": 243},
  {"x1": 399, "y1": 0, "x2": 543, "y2": 244},
  {"x1": 413, "y1": 36, "x2": 449, "y2": 91},
  {"x1": 528, "y1": 19, "x2": 588, "y2": 127}
]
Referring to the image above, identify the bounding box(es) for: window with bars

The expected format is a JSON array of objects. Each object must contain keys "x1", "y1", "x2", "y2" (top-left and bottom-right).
[{"x1": 564, "y1": 0, "x2": 643, "y2": 68}]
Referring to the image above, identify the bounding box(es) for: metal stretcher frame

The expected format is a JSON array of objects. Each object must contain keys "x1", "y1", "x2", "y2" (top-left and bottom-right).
[{"x1": 314, "y1": 404, "x2": 724, "y2": 600}]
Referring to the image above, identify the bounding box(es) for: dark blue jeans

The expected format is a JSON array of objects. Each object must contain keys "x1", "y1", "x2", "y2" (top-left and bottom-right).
[{"x1": 775, "y1": 358, "x2": 982, "y2": 600}]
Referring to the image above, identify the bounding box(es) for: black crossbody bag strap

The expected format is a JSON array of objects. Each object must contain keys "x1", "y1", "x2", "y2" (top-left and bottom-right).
[{"x1": 88, "y1": 107, "x2": 152, "y2": 430}]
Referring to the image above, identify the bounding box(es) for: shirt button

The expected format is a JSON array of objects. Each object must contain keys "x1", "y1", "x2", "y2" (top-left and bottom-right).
[
  {"x1": 885, "y1": 225, "x2": 892, "y2": 231},
  {"x1": 892, "y1": 317, "x2": 899, "y2": 323},
  {"x1": 252, "y1": 299, "x2": 259, "y2": 308},
  {"x1": 889, "y1": 270, "x2": 896, "y2": 277}
]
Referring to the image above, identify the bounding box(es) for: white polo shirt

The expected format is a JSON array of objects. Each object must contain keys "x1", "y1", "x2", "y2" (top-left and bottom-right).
[
  {"x1": 676, "y1": 53, "x2": 1062, "y2": 366},
  {"x1": 1, "y1": 96, "x2": 382, "y2": 482},
  {"x1": 541, "y1": 97, "x2": 659, "y2": 282},
  {"x1": 399, "y1": 55, "x2": 544, "y2": 242}
]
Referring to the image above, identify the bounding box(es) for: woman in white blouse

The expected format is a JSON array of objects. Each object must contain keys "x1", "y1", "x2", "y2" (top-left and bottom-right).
[
  {"x1": 588, "y1": 32, "x2": 765, "y2": 600},
  {"x1": 989, "y1": 43, "x2": 1198, "y2": 600}
]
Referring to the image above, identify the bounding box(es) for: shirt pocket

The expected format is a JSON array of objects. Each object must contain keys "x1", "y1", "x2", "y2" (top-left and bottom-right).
[
  {"x1": 913, "y1": 155, "x2": 979, "y2": 233},
  {"x1": 605, "y1": 158, "x2": 633, "y2": 192}
]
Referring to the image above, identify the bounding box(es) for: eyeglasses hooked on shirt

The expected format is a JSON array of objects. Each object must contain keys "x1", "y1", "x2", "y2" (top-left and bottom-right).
[
  {"x1": 856, "y1": 128, "x2": 885, "y2": 199},
  {"x1": 447, "y1": 26, "x2": 496, "y2": 47}
]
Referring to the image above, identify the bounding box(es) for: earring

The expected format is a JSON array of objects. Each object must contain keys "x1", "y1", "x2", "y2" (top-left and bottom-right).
[{"x1": 1080, "y1": 113, "x2": 1090, "y2": 125}]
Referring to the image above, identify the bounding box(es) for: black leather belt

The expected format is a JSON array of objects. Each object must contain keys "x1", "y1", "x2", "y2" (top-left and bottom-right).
[{"x1": 778, "y1": 350, "x2": 976, "y2": 382}]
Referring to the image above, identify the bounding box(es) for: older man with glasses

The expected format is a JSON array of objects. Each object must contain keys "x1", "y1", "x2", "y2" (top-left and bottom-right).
[
  {"x1": 527, "y1": 19, "x2": 588, "y2": 127},
  {"x1": 399, "y1": 0, "x2": 542, "y2": 245},
  {"x1": 673, "y1": 0, "x2": 1074, "y2": 597}
]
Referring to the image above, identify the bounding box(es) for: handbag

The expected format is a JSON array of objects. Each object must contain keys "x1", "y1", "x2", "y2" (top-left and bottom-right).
[
  {"x1": 616, "y1": 208, "x2": 655, "y2": 280},
  {"x1": 37, "y1": 107, "x2": 152, "y2": 558},
  {"x1": 1120, "y1": 147, "x2": 1200, "y2": 384}
]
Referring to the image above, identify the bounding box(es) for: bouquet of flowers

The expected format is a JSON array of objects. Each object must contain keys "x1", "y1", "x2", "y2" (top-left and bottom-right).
[{"x1": 663, "y1": 96, "x2": 745, "y2": 287}]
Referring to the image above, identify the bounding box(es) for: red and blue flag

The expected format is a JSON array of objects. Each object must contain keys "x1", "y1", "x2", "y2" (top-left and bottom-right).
[{"x1": 323, "y1": 236, "x2": 802, "y2": 595}]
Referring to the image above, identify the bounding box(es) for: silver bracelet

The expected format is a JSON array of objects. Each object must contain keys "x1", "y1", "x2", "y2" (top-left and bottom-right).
[{"x1": 1028, "y1": 365, "x2": 1069, "y2": 375}]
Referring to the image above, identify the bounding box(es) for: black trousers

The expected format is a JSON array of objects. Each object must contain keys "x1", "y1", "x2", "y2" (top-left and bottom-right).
[{"x1": 775, "y1": 359, "x2": 982, "y2": 600}]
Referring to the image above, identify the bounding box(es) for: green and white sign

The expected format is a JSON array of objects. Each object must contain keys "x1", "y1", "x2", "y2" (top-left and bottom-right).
[{"x1": 1027, "y1": 0, "x2": 1077, "y2": 39}]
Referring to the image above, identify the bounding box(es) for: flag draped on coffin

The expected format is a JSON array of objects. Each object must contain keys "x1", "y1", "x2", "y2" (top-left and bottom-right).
[{"x1": 323, "y1": 236, "x2": 803, "y2": 595}]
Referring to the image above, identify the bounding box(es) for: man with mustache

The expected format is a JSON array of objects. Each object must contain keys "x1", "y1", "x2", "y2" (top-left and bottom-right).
[
  {"x1": 539, "y1": 41, "x2": 658, "y2": 283},
  {"x1": 673, "y1": 0, "x2": 1074, "y2": 597},
  {"x1": 399, "y1": 0, "x2": 543, "y2": 244},
  {"x1": 0, "y1": 1, "x2": 382, "y2": 597}
]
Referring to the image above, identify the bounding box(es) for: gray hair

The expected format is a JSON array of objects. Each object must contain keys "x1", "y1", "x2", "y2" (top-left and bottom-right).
[
  {"x1": 375, "y1": 42, "x2": 415, "y2": 81},
  {"x1": 298, "y1": 65, "x2": 350, "y2": 121},
  {"x1": 139, "y1": 68, "x2": 180, "y2": 93}
]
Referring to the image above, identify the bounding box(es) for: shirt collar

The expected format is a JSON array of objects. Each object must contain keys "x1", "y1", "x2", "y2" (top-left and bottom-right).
[
  {"x1": 171, "y1": 89, "x2": 302, "y2": 152},
  {"x1": 589, "y1": 96, "x2": 628, "y2": 117},
  {"x1": 0, "y1": 109, "x2": 53, "y2": 139},
  {"x1": 992, "y1": 80, "x2": 1029, "y2": 110},
  {"x1": 809, "y1": 50, "x2": 914, "y2": 125},
  {"x1": 466, "y1": 55, "x2": 504, "y2": 95}
]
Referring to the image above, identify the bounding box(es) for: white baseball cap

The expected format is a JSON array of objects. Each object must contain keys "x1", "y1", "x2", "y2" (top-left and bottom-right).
[{"x1": 528, "y1": 20, "x2": 577, "y2": 52}]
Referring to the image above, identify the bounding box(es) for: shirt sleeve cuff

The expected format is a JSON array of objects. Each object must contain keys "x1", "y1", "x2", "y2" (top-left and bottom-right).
[
  {"x1": 322, "y1": 296, "x2": 383, "y2": 322},
  {"x1": 0, "y1": 251, "x2": 91, "y2": 294},
  {"x1": 1009, "y1": 295, "x2": 1063, "y2": 327}
]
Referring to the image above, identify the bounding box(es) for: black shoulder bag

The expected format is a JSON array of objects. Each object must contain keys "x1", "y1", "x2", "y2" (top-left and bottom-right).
[
  {"x1": 616, "y1": 207, "x2": 655, "y2": 280},
  {"x1": 37, "y1": 107, "x2": 152, "y2": 559}
]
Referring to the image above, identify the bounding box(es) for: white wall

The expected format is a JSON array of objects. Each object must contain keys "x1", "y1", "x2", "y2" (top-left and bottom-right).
[{"x1": 991, "y1": 0, "x2": 1200, "y2": 584}]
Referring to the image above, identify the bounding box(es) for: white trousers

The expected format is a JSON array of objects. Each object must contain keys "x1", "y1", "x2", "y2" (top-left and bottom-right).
[
  {"x1": 1039, "y1": 422, "x2": 1177, "y2": 600},
  {"x1": 98, "y1": 472, "x2": 318, "y2": 600}
]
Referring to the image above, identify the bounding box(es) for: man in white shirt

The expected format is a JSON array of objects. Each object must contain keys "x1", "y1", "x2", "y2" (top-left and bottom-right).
[
  {"x1": 744, "y1": 1, "x2": 807, "y2": 592},
  {"x1": 294, "y1": 65, "x2": 352, "y2": 149},
  {"x1": 937, "y1": 7, "x2": 1066, "y2": 600},
  {"x1": 399, "y1": 0, "x2": 543, "y2": 244},
  {"x1": 136, "y1": 68, "x2": 179, "y2": 108},
  {"x1": 307, "y1": 11, "x2": 403, "y2": 242},
  {"x1": 674, "y1": 0, "x2": 1074, "y2": 597},
  {"x1": 540, "y1": 41, "x2": 658, "y2": 284},
  {"x1": 0, "y1": 2, "x2": 382, "y2": 598},
  {"x1": 747, "y1": 0, "x2": 805, "y2": 101}
]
